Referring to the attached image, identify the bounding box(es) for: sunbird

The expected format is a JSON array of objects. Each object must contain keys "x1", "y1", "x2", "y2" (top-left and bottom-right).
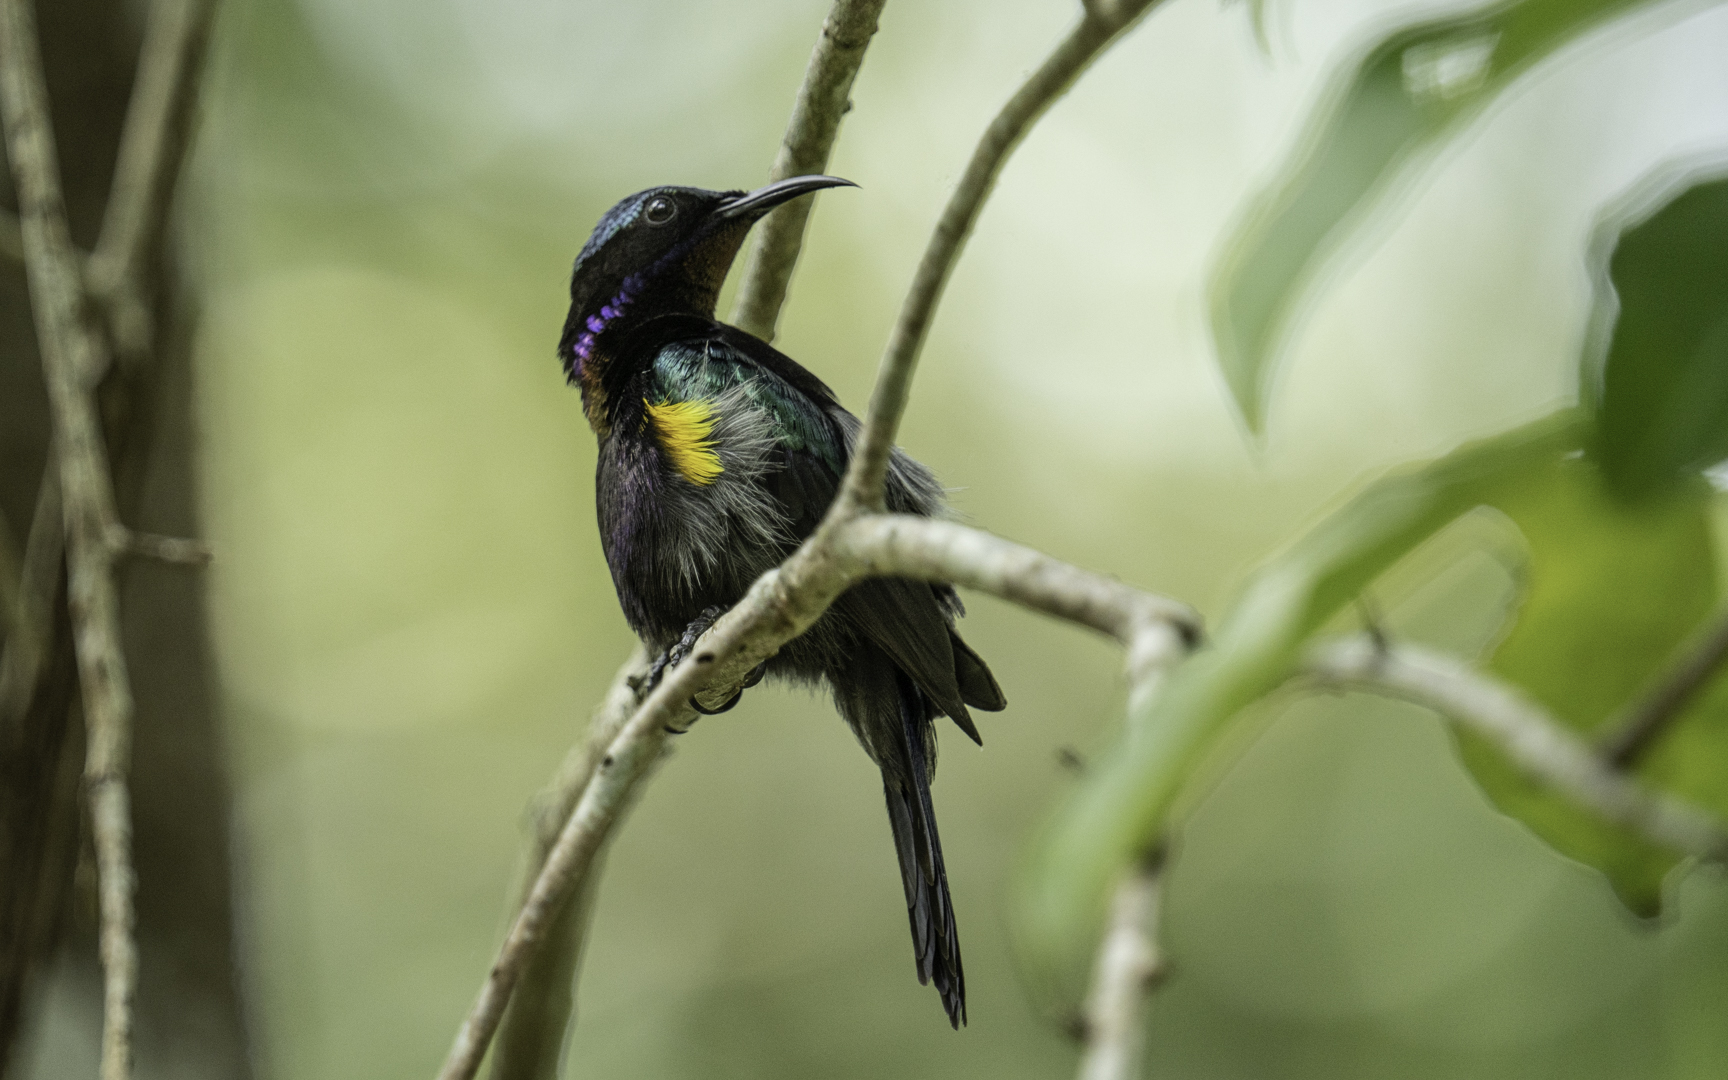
[{"x1": 560, "y1": 176, "x2": 1005, "y2": 1027}]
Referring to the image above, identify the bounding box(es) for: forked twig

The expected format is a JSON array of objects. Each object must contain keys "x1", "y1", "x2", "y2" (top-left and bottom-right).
[
  {"x1": 85, "y1": 0, "x2": 219, "y2": 367},
  {"x1": 437, "y1": 514, "x2": 1196, "y2": 1080},
  {"x1": 446, "y1": 5, "x2": 1177, "y2": 1076},
  {"x1": 0, "y1": 1, "x2": 137, "y2": 1073},
  {"x1": 0, "y1": 0, "x2": 218, "y2": 1075}
]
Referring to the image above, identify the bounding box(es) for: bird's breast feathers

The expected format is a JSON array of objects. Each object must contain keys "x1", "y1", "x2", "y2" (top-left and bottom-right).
[{"x1": 643, "y1": 397, "x2": 723, "y2": 485}]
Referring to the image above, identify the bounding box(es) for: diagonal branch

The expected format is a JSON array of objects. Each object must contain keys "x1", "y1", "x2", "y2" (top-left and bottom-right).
[
  {"x1": 729, "y1": 0, "x2": 886, "y2": 341},
  {"x1": 1598, "y1": 605, "x2": 1728, "y2": 771},
  {"x1": 435, "y1": 515, "x2": 1197, "y2": 1080},
  {"x1": 839, "y1": 0, "x2": 1164, "y2": 513},
  {"x1": 1308, "y1": 636, "x2": 1728, "y2": 862},
  {"x1": 0, "y1": 2, "x2": 140, "y2": 1077},
  {"x1": 836, "y1": 515, "x2": 1196, "y2": 676},
  {"x1": 485, "y1": 646, "x2": 647, "y2": 1080},
  {"x1": 85, "y1": 0, "x2": 219, "y2": 366}
]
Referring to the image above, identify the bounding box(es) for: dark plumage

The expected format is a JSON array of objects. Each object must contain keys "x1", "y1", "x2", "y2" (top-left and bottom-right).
[{"x1": 560, "y1": 177, "x2": 1006, "y2": 1027}]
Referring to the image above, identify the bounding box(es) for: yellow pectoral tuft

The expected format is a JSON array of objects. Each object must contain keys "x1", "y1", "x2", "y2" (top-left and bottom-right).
[{"x1": 645, "y1": 398, "x2": 724, "y2": 485}]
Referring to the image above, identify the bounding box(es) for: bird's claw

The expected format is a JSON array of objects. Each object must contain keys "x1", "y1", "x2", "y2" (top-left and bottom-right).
[
  {"x1": 689, "y1": 660, "x2": 765, "y2": 714},
  {"x1": 645, "y1": 608, "x2": 764, "y2": 716},
  {"x1": 691, "y1": 687, "x2": 744, "y2": 715}
]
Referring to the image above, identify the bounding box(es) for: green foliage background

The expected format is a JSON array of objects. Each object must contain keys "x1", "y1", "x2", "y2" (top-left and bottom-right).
[{"x1": 21, "y1": 0, "x2": 1728, "y2": 1077}]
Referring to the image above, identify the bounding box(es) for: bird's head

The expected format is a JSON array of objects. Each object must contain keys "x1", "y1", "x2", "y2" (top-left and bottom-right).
[{"x1": 560, "y1": 175, "x2": 855, "y2": 389}]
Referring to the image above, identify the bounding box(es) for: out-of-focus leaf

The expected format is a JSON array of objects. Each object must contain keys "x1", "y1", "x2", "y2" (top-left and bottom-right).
[
  {"x1": 1457, "y1": 461, "x2": 1720, "y2": 914},
  {"x1": 1013, "y1": 411, "x2": 1585, "y2": 1007},
  {"x1": 1210, "y1": 0, "x2": 1674, "y2": 431},
  {"x1": 1590, "y1": 174, "x2": 1728, "y2": 498}
]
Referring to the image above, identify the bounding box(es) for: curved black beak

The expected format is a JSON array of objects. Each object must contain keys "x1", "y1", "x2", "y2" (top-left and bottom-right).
[{"x1": 717, "y1": 174, "x2": 857, "y2": 220}]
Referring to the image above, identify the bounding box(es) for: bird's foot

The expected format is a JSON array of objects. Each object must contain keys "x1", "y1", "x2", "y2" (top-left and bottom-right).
[
  {"x1": 643, "y1": 606, "x2": 725, "y2": 694},
  {"x1": 642, "y1": 607, "x2": 765, "y2": 729}
]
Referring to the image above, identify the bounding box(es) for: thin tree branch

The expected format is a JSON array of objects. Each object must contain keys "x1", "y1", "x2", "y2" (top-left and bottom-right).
[
  {"x1": 436, "y1": 515, "x2": 1196, "y2": 1080},
  {"x1": 1308, "y1": 637, "x2": 1728, "y2": 862},
  {"x1": 1076, "y1": 847, "x2": 1165, "y2": 1080},
  {"x1": 839, "y1": 0, "x2": 1164, "y2": 512},
  {"x1": 85, "y1": 0, "x2": 219, "y2": 367},
  {"x1": 1598, "y1": 606, "x2": 1728, "y2": 771},
  {"x1": 486, "y1": 646, "x2": 647, "y2": 1080},
  {"x1": 835, "y1": 515, "x2": 1198, "y2": 659},
  {"x1": 729, "y1": 0, "x2": 886, "y2": 341},
  {"x1": 113, "y1": 526, "x2": 211, "y2": 565},
  {"x1": 1067, "y1": 535, "x2": 1188, "y2": 1080},
  {"x1": 0, "y1": 2, "x2": 140, "y2": 1076}
]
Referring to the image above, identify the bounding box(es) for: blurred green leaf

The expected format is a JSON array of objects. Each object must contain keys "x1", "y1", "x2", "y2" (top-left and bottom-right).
[
  {"x1": 1013, "y1": 411, "x2": 1586, "y2": 1007},
  {"x1": 1590, "y1": 174, "x2": 1728, "y2": 498},
  {"x1": 1210, "y1": 0, "x2": 1673, "y2": 431},
  {"x1": 1463, "y1": 463, "x2": 1719, "y2": 913}
]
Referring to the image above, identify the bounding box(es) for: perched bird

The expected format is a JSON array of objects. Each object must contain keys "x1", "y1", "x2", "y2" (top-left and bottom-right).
[{"x1": 560, "y1": 176, "x2": 1006, "y2": 1027}]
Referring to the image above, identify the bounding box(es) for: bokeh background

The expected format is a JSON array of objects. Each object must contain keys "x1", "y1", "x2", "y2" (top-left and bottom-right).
[{"x1": 20, "y1": 0, "x2": 1728, "y2": 1076}]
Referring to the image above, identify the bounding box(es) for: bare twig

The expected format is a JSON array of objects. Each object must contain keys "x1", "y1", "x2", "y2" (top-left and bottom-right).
[
  {"x1": 729, "y1": 0, "x2": 886, "y2": 341},
  {"x1": 0, "y1": 1, "x2": 139, "y2": 1076},
  {"x1": 487, "y1": 647, "x2": 647, "y2": 1080},
  {"x1": 1599, "y1": 606, "x2": 1728, "y2": 770},
  {"x1": 113, "y1": 527, "x2": 211, "y2": 565},
  {"x1": 1076, "y1": 848, "x2": 1165, "y2": 1080},
  {"x1": 1308, "y1": 637, "x2": 1728, "y2": 862},
  {"x1": 85, "y1": 0, "x2": 219, "y2": 367},
  {"x1": 436, "y1": 515, "x2": 1196, "y2": 1080},
  {"x1": 840, "y1": 0, "x2": 1164, "y2": 512},
  {"x1": 836, "y1": 515, "x2": 1197, "y2": 657}
]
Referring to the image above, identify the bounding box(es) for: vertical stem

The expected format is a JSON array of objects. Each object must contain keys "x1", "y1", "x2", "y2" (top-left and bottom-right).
[
  {"x1": 86, "y1": 0, "x2": 219, "y2": 363},
  {"x1": 1076, "y1": 854, "x2": 1164, "y2": 1080},
  {"x1": 0, "y1": 0, "x2": 137, "y2": 1075},
  {"x1": 729, "y1": 0, "x2": 887, "y2": 341}
]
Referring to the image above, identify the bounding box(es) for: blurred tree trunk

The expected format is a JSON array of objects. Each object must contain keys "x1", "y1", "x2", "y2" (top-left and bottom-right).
[{"x1": 0, "y1": 1, "x2": 251, "y2": 1076}]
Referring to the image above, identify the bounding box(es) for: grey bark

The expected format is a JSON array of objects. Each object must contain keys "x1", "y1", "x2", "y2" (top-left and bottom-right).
[{"x1": 0, "y1": 1, "x2": 250, "y2": 1076}]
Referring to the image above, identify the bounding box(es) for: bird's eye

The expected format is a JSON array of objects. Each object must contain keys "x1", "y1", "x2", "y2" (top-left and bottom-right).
[{"x1": 643, "y1": 196, "x2": 677, "y2": 225}]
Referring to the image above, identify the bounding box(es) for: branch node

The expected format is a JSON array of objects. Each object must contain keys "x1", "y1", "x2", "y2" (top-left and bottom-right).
[{"x1": 112, "y1": 526, "x2": 211, "y2": 565}]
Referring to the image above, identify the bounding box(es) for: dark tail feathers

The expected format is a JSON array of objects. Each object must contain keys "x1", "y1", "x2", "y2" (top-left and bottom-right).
[{"x1": 882, "y1": 675, "x2": 966, "y2": 1028}]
